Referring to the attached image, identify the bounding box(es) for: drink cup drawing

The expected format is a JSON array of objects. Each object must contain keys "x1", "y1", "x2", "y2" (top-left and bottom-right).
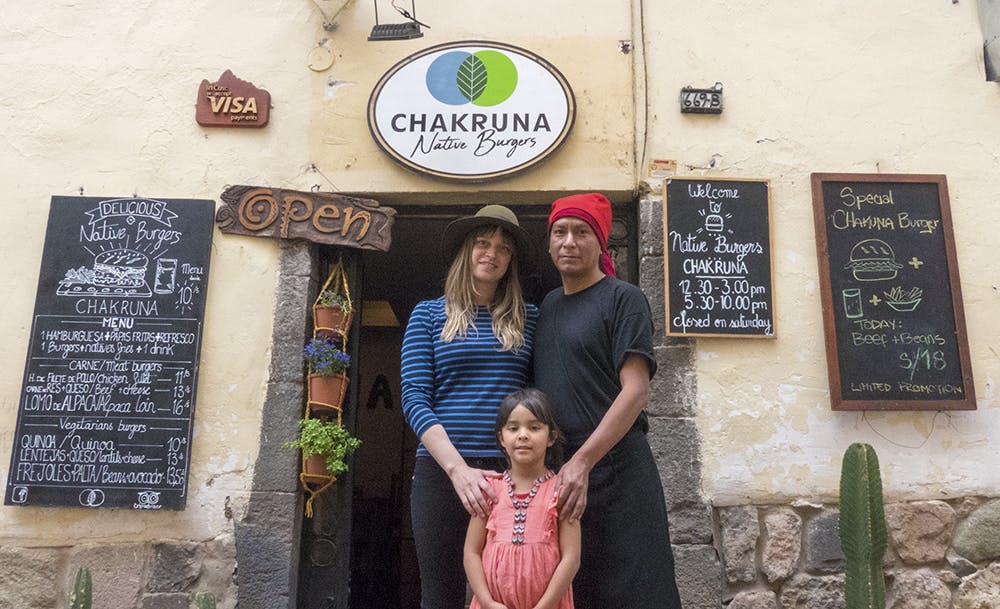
[
  {"x1": 842, "y1": 288, "x2": 863, "y2": 319},
  {"x1": 154, "y1": 259, "x2": 178, "y2": 294}
]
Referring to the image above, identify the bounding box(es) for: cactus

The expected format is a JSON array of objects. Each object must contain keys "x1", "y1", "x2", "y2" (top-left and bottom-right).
[
  {"x1": 839, "y1": 443, "x2": 887, "y2": 609},
  {"x1": 68, "y1": 567, "x2": 92, "y2": 609},
  {"x1": 195, "y1": 593, "x2": 217, "y2": 609}
]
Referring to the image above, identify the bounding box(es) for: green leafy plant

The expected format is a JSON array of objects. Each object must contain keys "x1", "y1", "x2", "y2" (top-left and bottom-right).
[
  {"x1": 303, "y1": 338, "x2": 350, "y2": 376},
  {"x1": 195, "y1": 593, "x2": 217, "y2": 609},
  {"x1": 285, "y1": 418, "x2": 361, "y2": 475},
  {"x1": 317, "y1": 290, "x2": 352, "y2": 313},
  {"x1": 68, "y1": 567, "x2": 92, "y2": 609},
  {"x1": 839, "y1": 443, "x2": 887, "y2": 609}
]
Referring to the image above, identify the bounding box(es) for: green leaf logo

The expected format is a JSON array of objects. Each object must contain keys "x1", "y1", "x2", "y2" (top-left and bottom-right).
[{"x1": 457, "y1": 55, "x2": 488, "y2": 103}]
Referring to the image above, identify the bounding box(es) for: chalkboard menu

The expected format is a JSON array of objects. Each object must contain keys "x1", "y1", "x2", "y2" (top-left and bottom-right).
[
  {"x1": 6, "y1": 196, "x2": 214, "y2": 509},
  {"x1": 811, "y1": 174, "x2": 975, "y2": 411},
  {"x1": 664, "y1": 178, "x2": 775, "y2": 337}
]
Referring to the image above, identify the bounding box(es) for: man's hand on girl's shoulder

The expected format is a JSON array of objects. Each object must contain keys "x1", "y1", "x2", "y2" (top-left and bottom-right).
[{"x1": 555, "y1": 457, "x2": 590, "y2": 521}]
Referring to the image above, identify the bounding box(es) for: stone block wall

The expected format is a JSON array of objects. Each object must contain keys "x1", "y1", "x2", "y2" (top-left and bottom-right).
[
  {"x1": 0, "y1": 537, "x2": 236, "y2": 609},
  {"x1": 234, "y1": 240, "x2": 311, "y2": 609},
  {"x1": 719, "y1": 497, "x2": 1000, "y2": 609},
  {"x1": 640, "y1": 191, "x2": 724, "y2": 609}
]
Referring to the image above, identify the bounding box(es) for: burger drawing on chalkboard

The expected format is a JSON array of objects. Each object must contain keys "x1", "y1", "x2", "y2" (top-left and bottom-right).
[
  {"x1": 844, "y1": 238, "x2": 903, "y2": 281},
  {"x1": 56, "y1": 247, "x2": 152, "y2": 297},
  {"x1": 93, "y1": 249, "x2": 149, "y2": 288}
]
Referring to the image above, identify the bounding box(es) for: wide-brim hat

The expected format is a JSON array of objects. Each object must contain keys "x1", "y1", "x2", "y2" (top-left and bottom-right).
[{"x1": 442, "y1": 204, "x2": 533, "y2": 264}]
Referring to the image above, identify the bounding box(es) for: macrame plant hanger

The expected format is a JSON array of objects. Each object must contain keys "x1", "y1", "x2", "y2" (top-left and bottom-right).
[
  {"x1": 300, "y1": 254, "x2": 353, "y2": 517},
  {"x1": 312, "y1": 256, "x2": 353, "y2": 346}
]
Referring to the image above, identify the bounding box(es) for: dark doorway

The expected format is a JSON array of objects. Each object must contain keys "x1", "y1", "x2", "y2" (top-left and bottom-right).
[
  {"x1": 347, "y1": 204, "x2": 560, "y2": 609},
  {"x1": 297, "y1": 201, "x2": 638, "y2": 609}
]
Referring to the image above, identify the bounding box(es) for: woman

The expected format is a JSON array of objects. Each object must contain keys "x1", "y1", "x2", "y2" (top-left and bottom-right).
[{"x1": 401, "y1": 204, "x2": 537, "y2": 609}]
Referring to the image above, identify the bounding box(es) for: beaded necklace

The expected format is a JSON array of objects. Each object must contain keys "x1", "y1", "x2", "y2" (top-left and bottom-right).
[{"x1": 504, "y1": 470, "x2": 554, "y2": 545}]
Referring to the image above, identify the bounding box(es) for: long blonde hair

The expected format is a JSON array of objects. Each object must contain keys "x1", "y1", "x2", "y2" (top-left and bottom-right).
[{"x1": 441, "y1": 226, "x2": 527, "y2": 352}]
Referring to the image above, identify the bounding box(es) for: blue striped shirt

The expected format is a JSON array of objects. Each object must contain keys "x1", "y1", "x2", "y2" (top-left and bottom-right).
[{"x1": 401, "y1": 297, "x2": 537, "y2": 458}]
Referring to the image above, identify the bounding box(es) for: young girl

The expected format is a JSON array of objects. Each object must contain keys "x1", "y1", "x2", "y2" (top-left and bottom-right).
[{"x1": 464, "y1": 388, "x2": 580, "y2": 609}]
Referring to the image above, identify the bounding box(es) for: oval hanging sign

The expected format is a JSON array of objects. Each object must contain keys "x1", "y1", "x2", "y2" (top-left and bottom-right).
[{"x1": 368, "y1": 40, "x2": 576, "y2": 181}]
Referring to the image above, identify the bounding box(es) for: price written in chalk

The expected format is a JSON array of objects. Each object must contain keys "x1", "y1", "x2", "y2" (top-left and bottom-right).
[{"x1": 899, "y1": 347, "x2": 947, "y2": 380}]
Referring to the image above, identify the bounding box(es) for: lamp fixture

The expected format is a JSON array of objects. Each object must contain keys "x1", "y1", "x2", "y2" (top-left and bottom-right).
[
  {"x1": 361, "y1": 300, "x2": 400, "y2": 327},
  {"x1": 369, "y1": 0, "x2": 428, "y2": 42}
]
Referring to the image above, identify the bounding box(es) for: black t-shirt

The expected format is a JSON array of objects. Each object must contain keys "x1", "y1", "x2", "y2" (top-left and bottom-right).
[{"x1": 532, "y1": 276, "x2": 657, "y2": 447}]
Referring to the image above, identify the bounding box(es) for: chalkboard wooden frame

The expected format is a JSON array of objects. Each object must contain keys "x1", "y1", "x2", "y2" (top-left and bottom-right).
[
  {"x1": 663, "y1": 177, "x2": 776, "y2": 338},
  {"x1": 811, "y1": 173, "x2": 976, "y2": 411}
]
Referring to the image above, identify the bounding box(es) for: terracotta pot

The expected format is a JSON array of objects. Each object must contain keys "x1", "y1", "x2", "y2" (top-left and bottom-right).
[
  {"x1": 308, "y1": 373, "x2": 349, "y2": 417},
  {"x1": 313, "y1": 304, "x2": 352, "y2": 340},
  {"x1": 303, "y1": 453, "x2": 332, "y2": 478}
]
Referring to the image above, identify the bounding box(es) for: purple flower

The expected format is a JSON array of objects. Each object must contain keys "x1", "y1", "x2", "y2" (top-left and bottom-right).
[{"x1": 303, "y1": 338, "x2": 350, "y2": 375}]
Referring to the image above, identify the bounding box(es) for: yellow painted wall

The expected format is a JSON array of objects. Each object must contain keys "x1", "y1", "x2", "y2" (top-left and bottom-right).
[
  {"x1": 0, "y1": 2, "x2": 314, "y2": 543},
  {"x1": 642, "y1": 0, "x2": 1000, "y2": 504}
]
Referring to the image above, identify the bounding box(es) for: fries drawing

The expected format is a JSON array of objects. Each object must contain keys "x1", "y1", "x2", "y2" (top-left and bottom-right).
[{"x1": 883, "y1": 286, "x2": 923, "y2": 312}]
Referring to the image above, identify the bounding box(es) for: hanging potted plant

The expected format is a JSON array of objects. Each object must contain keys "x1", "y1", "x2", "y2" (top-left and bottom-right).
[
  {"x1": 304, "y1": 337, "x2": 351, "y2": 416},
  {"x1": 314, "y1": 289, "x2": 353, "y2": 340},
  {"x1": 285, "y1": 417, "x2": 361, "y2": 479}
]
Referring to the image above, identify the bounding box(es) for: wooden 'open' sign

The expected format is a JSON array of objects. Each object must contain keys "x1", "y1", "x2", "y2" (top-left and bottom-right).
[{"x1": 217, "y1": 186, "x2": 396, "y2": 252}]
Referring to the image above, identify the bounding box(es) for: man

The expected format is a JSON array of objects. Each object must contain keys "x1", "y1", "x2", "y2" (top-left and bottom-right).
[{"x1": 533, "y1": 193, "x2": 682, "y2": 609}]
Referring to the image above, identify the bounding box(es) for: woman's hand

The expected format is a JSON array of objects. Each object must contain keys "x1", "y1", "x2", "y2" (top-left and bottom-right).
[
  {"x1": 450, "y1": 463, "x2": 499, "y2": 518},
  {"x1": 418, "y1": 425, "x2": 500, "y2": 517}
]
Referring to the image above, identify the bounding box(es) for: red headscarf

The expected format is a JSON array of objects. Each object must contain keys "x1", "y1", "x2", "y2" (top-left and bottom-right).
[{"x1": 547, "y1": 193, "x2": 616, "y2": 278}]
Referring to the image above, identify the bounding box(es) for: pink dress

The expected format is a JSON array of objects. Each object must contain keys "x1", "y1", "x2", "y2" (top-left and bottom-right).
[{"x1": 470, "y1": 476, "x2": 574, "y2": 609}]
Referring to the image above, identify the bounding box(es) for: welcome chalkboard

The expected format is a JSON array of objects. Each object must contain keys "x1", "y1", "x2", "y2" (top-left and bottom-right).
[
  {"x1": 811, "y1": 174, "x2": 975, "y2": 411},
  {"x1": 6, "y1": 196, "x2": 214, "y2": 509},
  {"x1": 664, "y1": 177, "x2": 775, "y2": 337}
]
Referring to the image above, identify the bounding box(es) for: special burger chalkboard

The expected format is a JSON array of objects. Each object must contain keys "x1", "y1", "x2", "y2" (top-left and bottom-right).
[
  {"x1": 6, "y1": 196, "x2": 213, "y2": 509},
  {"x1": 811, "y1": 174, "x2": 975, "y2": 411}
]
